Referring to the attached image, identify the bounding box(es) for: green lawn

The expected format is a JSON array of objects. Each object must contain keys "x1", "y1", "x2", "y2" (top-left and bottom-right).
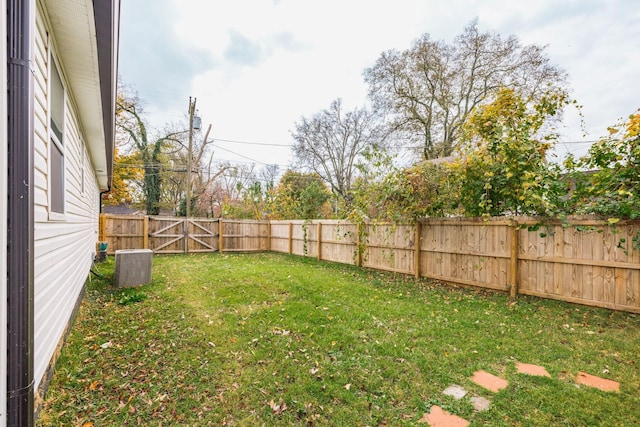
[{"x1": 39, "y1": 253, "x2": 640, "y2": 426}]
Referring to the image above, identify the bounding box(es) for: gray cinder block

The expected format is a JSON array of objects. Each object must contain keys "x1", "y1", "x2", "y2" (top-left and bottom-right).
[{"x1": 114, "y1": 249, "x2": 153, "y2": 287}]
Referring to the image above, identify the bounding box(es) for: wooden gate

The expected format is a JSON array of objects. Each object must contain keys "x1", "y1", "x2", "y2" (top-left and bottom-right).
[
  {"x1": 148, "y1": 217, "x2": 219, "y2": 253},
  {"x1": 184, "y1": 218, "x2": 219, "y2": 252}
]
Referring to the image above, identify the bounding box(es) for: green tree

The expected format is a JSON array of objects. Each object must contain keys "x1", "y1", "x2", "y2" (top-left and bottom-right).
[
  {"x1": 269, "y1": 171, "x2": 330, "y2": 220},
  {"x1": 348, "y1": 151, "x2": 461, "y2": 262},
  {"x1": 567, "y1": 110, "x2": 640, "y2": 220},
  {"x1": 457, "y1": 87, "x2": 568, "y2": 217},
  {"x1": 364, "y1": 20, "x2": 567, "y2": 160},
  {"x1": 352, "y1": 159, "x2": 461, "y2": 222},
  {"x1": 101, "y1": 148, "x2": 142, "y2": 206}
]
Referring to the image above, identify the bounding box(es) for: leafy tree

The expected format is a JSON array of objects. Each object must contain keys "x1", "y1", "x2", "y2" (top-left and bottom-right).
[
  {"x1": 215, "y1": 164, "x2": 260, "y2": 218},
  {"x1": 567, "y1": 110, "x2": 640, "y2": 220},
  {"x1": 292, "y1": 98, "x2": 386, "y2": 206},
  {"x1": 269, "y1": 171, "x2": 330, "y2": 220},
  {"x1": 457, "y1": 87, "x2": 568, "y2": 217},
  {"x1": 353, "y1": 161, "x2": 461, "y2": 222},
  {"x1": 101, "y1": 148, "x2": 142, "y2": 206},
  {"x1": 364, "y1": 20, "x2": 567, "y2": 160}
]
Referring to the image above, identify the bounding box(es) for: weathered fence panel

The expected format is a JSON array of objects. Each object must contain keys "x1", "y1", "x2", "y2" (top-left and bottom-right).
[
  {"x1": 268, "y1": 220, "x2": 359, "y2": 264},
  {"x1": 290, "y1": 220, "x2": 317, "y2": 257},
  {"x1": 99, "y1": 214, "x2": 640, "y2": 313},
  {"x1": 364, "y1": 223, "x2": 415, "y2": 274},
  {"x1": 148, "y1": 217, "x2": 186, "y2": 254},
  {"x1": 419, "y1": 219, "x2": 511, "y2": 292},
  {"x1": 516, "y1": 219, "x2": 640, "y2": 312},
  {"x1": 319, "y1": 221, "x2": 359, "y2": 265},
  {"x1": 269, "y1": 221, "x2": 293, "y2": 254},
  {"x1": 186, "y1": 218, "x2": 219, "y2": 253},
  {"x1": 99, "y1": 214, "x2": 146, "y2": 253},
  {"x1": 220, "y1": 220, "x2": 268, "y2": 252}
]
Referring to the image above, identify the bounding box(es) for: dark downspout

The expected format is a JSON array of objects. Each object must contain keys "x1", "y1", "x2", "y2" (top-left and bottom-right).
[{"x1": 7, "y1": 0, "x2": 35, "y2": 425}]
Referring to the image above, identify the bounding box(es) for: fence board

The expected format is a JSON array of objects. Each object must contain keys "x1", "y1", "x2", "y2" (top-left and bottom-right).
[
  {"x1": 420, "y1": 220, "x2": 511, "y2": 292},
  {"x1": 269, "y1": 221, "x2": 293, "y2": 253},
  {"x1": 149, "y1": 217, "x2": 185, "y2": 253},
  {"x1": 100, "y1": 214, "x2": 146, "y2": 252},
  {"x1": 220, "y1": 220, "x2": 268, "y2": 252},
  {"x1": 516, "y1": 221, "x2": 640, "y2": 312}
]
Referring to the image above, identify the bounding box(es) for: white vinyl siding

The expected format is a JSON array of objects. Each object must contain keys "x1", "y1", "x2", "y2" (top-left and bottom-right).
[{"x1": 33, "y1": 2, "x2": 101, "y2": 392}]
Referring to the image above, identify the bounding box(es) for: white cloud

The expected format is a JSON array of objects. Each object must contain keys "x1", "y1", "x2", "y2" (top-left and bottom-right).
[{"x1": 119, "y1": 0, "x2": 640, "y2": 167}]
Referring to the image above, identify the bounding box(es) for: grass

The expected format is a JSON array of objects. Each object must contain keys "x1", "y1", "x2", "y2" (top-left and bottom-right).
[{"x1": 39, "y1": 252, "x2": 640, "y2": 426}]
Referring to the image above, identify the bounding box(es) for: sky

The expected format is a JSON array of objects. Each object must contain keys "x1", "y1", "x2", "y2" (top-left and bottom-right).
[{"x1": 118, "y1": 0, "x2": 640, "y2": 176}]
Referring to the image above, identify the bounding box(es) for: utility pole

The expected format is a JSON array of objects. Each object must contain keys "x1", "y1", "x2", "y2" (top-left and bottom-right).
[
  {"x1": 185, "y1": 97, "x2": 196, "y2": 254},
  {"x1": 186, "y1": 97, "x2": 196, "y2": 219}
]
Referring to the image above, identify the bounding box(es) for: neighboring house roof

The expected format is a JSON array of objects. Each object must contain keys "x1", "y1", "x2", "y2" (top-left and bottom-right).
[{"x1": 44, "y1": 0, "x2": 119, "y2": 190}]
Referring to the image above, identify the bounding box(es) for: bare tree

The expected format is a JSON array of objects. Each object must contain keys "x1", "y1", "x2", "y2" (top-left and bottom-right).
[
  {"x1": 291, "y1": 98, "x2": 386, "y2": 205},
  {"x1": 364, "y1": 19, "x2": 567, "y2": 160},
  {"x1": 260, "y1": 164, "x2": 280, "y2": 192},
  {"x1": 116, "y1": 89, "x2": 229, "y2": 216}
]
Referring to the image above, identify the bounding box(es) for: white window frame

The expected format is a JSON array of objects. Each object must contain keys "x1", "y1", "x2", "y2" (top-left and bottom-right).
[{"x1": 48, "y1": 53, "x2": 66, "y2": 220}]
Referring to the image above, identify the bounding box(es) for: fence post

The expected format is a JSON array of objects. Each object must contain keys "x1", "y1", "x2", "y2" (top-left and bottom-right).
[
  {"x1": 99, "y1": 213, "x2": 106, "y2": 242},
  {"x1": 414, "y1": 221, "x2": 421, "y2": 279},
  {"x1": 509, "y1": 222, "x2": 519, "y2": 299},
  {"x1": 288, "y1": 222, "x2": 293, "y2": 254},
  {"x1": 317, "y1": 222, "x2": 322, "y2": 261},
  {"x1": 356, "y1": 222, "x2": 363, "y2": 267},
  {"x1": 266, "y1": 221, "x2": 271, "y2": 252},
  {"x1": 218, "y1": 219, "x2": 224, "y2": 253},
  {"x1": 143, "y1": 216, "x2": 149, "y2": 249}
]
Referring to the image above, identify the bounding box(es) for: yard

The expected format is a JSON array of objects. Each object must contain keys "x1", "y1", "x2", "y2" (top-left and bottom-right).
[{"x1": 39, "y1": 253, "x2": 640, "y2": 426}]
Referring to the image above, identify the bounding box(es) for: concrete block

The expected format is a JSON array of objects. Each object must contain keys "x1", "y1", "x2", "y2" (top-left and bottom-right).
[
  {"x1": 443, "y1": 384, "x2": 467, "y2": 400},
  {"x1": 114, "y1": 249, "x2": 153, "y2": 287}
]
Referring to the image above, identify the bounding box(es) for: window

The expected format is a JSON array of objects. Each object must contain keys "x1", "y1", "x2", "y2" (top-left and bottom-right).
[{"x1": 49, "y1": 59, "x2": 65, "y2": 216}]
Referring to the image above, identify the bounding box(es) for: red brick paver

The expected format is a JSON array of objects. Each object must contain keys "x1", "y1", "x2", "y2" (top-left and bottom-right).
[
  {"x1": 516, "y1": 362, "x2": 551, "y2": 377},
  {"x1": 418, "y1": 405, "x2": 469, "y2": 426},
  {"x1": 471, "y1": 370, "x2": 508, "y2": 393},
  {"x1": 575, "y1": 372, "x2": 620, "y2": 392}
]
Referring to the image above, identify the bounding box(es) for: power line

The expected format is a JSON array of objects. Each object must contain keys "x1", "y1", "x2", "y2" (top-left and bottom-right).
[
  {"x1": 214, "y1": 137, "x2": 292, "y2": 147},
  {"x1": 213, "y1": 144, "x2": 290, "y2": 166}
]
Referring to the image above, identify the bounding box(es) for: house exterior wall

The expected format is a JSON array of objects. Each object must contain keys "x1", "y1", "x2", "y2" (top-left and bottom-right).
[{"x1": 32, "y1": 1, "x2": 102, "y2": 391}]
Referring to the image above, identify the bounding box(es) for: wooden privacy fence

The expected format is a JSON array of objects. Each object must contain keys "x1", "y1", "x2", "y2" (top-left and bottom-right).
[
  {"x1": 99, "y1": 215, "x2": 268, "y2": 254},
  {"x1": 99, "y1": 214, "x2": 640, "y2": 313}
]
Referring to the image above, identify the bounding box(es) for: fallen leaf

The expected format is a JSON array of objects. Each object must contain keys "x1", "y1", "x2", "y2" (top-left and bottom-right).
[
  {"x1": 268, "y1": 398, "x2": 287, "y2": 415},
  {"x1": 344, "y1": 383, "x2": 351, "y2": 390}
]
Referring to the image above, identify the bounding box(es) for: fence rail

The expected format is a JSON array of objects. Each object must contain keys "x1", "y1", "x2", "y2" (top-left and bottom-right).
[{"x1": 99, "y1": 214, "x2": 640, "y2": 313}]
